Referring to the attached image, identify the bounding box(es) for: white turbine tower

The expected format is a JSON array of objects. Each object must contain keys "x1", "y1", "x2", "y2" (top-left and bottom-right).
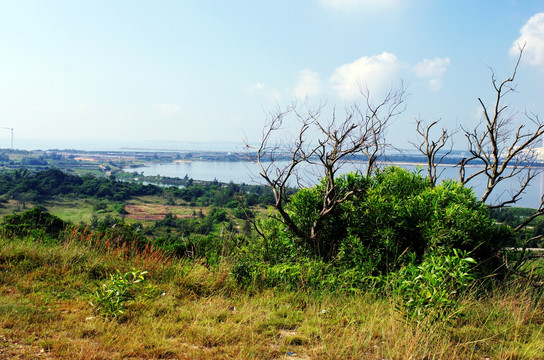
[{"x1": 1, "y1": 127, "x2": 14, "y2": 149}]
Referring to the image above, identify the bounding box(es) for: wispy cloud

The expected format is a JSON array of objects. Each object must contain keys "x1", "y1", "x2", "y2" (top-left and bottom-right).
[
  {"x1": 245, "y1": 82, "x2": 266, "y2": 95},
  {"x1": 511, "y1": 12, "x2": 544, "y2": 69},
  {"x1": 152, "y1": 103, "x2": 181, "y2": 116},
  {"x1": 412, "y1": 57, "x2": 450, "y2": 91},
  {"x1": 78, "y1": 104, "x2": 88, "y2": 113},
  {"x1": 294, "y1": 69, "x2": 322, "y2": 99},
  {"x1": 330, "y1": 52, "x2": 405, "y2": 99}
]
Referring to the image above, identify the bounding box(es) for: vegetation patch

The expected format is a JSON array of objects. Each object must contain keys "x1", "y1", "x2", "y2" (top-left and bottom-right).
[{"x1": 124, "y1": 203, "x2": 195, "y2": 221}]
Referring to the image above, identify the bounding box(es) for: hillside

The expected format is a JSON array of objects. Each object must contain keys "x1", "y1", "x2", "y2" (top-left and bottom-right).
[{"x1": 1, "y1": 232, "x2": 543, "y2": 359}]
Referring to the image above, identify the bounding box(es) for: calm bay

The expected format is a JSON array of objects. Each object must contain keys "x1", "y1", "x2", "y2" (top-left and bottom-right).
[{"x1": 128, "y1": 161, "x2": 544, "y2": 209}]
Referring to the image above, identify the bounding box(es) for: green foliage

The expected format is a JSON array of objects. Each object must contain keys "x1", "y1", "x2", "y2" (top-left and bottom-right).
[
  {"x1": 92, "y1": 200, "x2": 108, "y2": 212},
  {"x1": 232, "y1": 254, "x2": 386, "y2": 292},
  {"x1": 284, "y1": 167, "x2": 509, "y2": 275},
  {"x1": 393, "y1": 249, "x2": 477, "y2": 322},
  {"x1": 287, "y1": 172, "x2": 368, "y2": 259},
  {"x1": 0, "y1": 207, "x2": 67, "y2": 241},
  {"x1": 233, "y1": 166, "x2": 514, "y2": 292},
  {"x1": 90, "y1": 269, "x2": 148, "y2": 318},
  {"x1": 167, "y1": 180, "x2": 276, "y2": 208},
  {"x1": 231, "y1": 257, "x2": 261, "y2": 287},
  {"x1": 0, "y1": 168, "x2": 162, "y2": 201},
  {"x1": 490, "y1": 207, "x2": 544, "y2": 248},
  {"x1": 233, "y1": 206, "x2": 253, "y2": 219}
]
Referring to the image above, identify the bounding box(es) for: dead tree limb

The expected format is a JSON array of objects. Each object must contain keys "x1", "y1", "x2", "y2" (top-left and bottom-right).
[
  {"x1": 458, "y1": 45, "x2": 544, "y2": 209},
  {"x1": 411, "y1": 118, "x2": 454, "y2": 186},
  {"x1": 246, "y1": 85, "x2": 406, "y2": 259}
]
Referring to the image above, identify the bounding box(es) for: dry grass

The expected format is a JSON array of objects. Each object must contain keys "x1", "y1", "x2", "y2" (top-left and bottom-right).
[
  {"x1": 1, "y1": 235, "x2": 543, "y2": 359},
  {"x1": 124, "y1": 203, "x2": 199, "y2": 221}
]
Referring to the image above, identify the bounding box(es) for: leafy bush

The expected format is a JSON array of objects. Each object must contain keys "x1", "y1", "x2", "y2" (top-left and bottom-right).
[
  {"x1": 1, "y1": 207, "x2": 67, "y2": 241},
  {"x1": 393, "y1": 249, "x2": 476, "y2": 322},
  {"x1": 284, "y1": 167, "x2": 510, "y2": 275},
  {"x1": 286, "y1": 172, "x2": 367, "y2": 260},
  {"x1": 231, "y1": 257, "x2": 261, "y2": 287}
]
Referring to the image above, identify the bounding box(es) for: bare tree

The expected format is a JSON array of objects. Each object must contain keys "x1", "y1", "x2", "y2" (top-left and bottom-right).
[
  {"x1": 246, "y1": 86, "x2": 405, "y2": 258},
  {"x1": 349, "y1": 85, "x2": 405, "y2": 176},
  {"x1": 458, "y1": 45, "x2": 544, "y2": 209},
  {"x1": 411, "y1": 118, "x2": 454, "y2": 186}
]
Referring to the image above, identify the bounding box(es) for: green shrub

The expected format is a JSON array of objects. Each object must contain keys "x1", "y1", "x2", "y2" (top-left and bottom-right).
[
  {"x1": 393, "y1": 249, "x2": 476, "y2": 322},
  {"x1": 231, "y1": 257, "x2": 261, "y2": 287},
  {"x1": 283, "y1": 167, "x2": 510, "y2": 275},
  {"x1": 1, "y1": 207, "x2": 67, "y2": 241},
  {"x1": 90, "y1": 269, "x2": 148, "y2": 318},
  {"x1": 234, "y1": 167, "x2": 512, "y2": 291}
]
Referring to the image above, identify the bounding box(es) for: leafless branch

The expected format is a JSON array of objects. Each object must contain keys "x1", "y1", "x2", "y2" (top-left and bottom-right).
[
  {"x1": 246, "y1": 84, "x2": 406, "y2": 258},
  {"x1": 458, "y1": 44, "x2": 544, "y2": 210},
  {"x1": 411, "y1": 118, "x2": 454, "y2": 186}
]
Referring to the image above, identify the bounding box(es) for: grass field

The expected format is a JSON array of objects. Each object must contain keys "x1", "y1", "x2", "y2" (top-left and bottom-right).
[
  {"x1": 0, "y1": 195, "x2": 213, "y2": 226},
  {"x1": 0, "y1": 233, "x2": 543, "y2": 359}
]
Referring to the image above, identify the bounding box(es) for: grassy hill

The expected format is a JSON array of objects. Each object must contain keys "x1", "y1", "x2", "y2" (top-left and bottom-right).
[
  {"x1": 1, "y1": 231, "x2": 543, "y2": 359},
  {"x1": 1, "y1": 167, "x2": 544, "y2": 359}
]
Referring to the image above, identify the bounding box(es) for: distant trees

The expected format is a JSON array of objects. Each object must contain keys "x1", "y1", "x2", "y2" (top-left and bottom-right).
[
  {"x1": 166, "y1": 181, "x2": 274, "y2": 207},
  {"x1": 0, "y1": 169, "x2": 162, "y2": 201}
]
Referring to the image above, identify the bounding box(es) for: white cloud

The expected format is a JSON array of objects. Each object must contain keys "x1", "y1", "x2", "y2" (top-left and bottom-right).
[
  {"x1": 245, "y1": 82, "x2": 266, "y2": 94},
  {"x1": 330, "y1": 52, "x2": 404, "y2": 99},
  {"x1": 412, "y1": 57, "x2": 450, "y2": 91},
  {"x1": 319, "y1": 0, "x2": 403, "y2": 11},
  {"x1": 78, "y1": 104, "x2": 88, "y2": 113},
  {"x1": 294, "y1": 69, "x2": 322, "y2": 99},
  {"x1": 152, "y1": 103, "x2": 181, "y2": 116},
  {"x1": 413, "y1": 57, "x2": 450, "y2": 78},
  {"x1": 511, "y1": 12, "x2": 544, "y2": 67}
]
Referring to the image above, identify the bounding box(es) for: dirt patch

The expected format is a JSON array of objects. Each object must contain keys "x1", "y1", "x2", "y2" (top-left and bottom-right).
[
  {"x1": 126, "y1": 214, "x2": 165, "y2": 221},
  {"x1": 73, "y1": 157, "x2": 98, "y2": 162},
  {"x1": 124, "y1": 204, "x2": 195, "y2": 221}
]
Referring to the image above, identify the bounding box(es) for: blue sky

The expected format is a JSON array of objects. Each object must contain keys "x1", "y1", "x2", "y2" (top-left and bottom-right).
[{"x1": 1, "y1": 0, "x2": 544, "y2": 150}]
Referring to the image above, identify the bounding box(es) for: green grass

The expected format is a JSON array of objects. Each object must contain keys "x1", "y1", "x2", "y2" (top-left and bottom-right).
[
  {"x1": 0, "y1": 198, "x2": 97, "y2": 224},
  {"x1": 0, "y1": 195, "x2": 204, "y2": 225},
  {"x1": 44, "y1": 199, "x2": 96, "y2": 224},
  {"x1": 0, "y1": 234, "x2": 543, "y2": 359}
]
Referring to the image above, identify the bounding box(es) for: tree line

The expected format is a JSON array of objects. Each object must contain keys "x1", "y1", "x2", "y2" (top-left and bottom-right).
[{"x1": 0, "y1": 168, "x2": 277, "y2": 208}]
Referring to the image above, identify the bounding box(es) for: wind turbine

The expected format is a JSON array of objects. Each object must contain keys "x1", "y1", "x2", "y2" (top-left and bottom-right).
[{"x1": 1, "y1": 127, "x2": 14, "y2": 149}]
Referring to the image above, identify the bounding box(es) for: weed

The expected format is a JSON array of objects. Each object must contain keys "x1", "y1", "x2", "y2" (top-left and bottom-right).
[
  {"x1": 393, "y1": 249, "x2": 476, "y2": 322},
  {"x1": 90, "y1": 268, "x2": 148, "y2": 318}
]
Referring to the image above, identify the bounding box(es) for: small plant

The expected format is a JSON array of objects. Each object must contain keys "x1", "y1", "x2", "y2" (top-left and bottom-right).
[
  {"x1": 90, "y1": 268, "x2": 148, "y2": 318},
  {"x1": 393, "y1": 249, "x2": 476, "y2": 323}
]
